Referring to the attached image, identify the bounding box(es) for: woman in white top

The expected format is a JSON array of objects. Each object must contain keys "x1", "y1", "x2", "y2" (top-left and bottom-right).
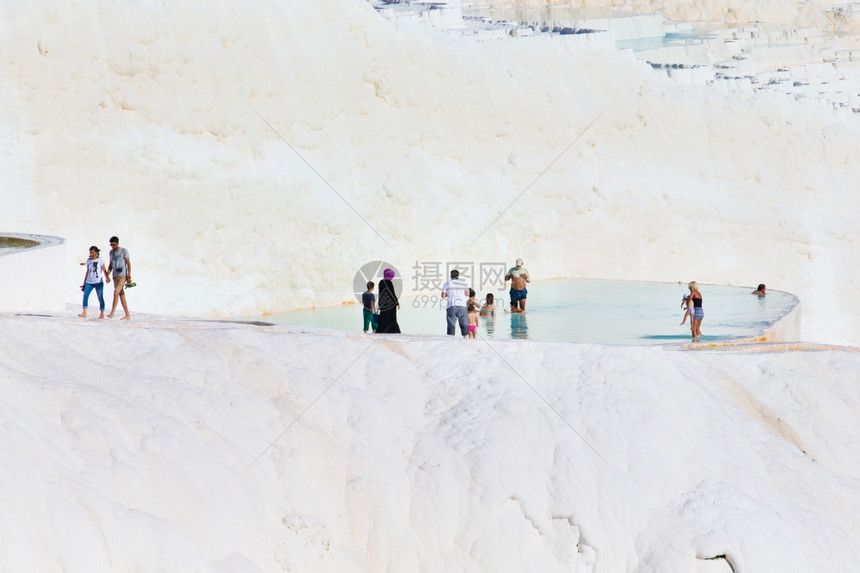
[{"x1": 78, "y1": 246, "x2": 111, "y2": 318}]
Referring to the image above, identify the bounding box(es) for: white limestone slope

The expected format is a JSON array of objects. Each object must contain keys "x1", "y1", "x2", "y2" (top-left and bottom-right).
[
  {"x1": 1, "y1": 313, "x2": 858, "y2": 572},
  {"x1": 1, "y1": 0, "x2": 858, "y2": 345},
  {"x1": 2, "y1": 3, "x2": 859, "y2": 571}
]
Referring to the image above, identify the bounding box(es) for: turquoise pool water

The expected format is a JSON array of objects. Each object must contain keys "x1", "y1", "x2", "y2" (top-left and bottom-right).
[
  {"x1": 251, "y1": 279, "x2": 797, "y2": 345},
  {"x1": 616, "y1": 31, "x2": 715, "y2": 51}
]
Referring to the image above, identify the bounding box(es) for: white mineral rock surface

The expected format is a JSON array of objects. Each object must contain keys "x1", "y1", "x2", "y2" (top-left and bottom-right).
[{"x1": 2, "y1": 1, "x2": 859, "y2": 571}]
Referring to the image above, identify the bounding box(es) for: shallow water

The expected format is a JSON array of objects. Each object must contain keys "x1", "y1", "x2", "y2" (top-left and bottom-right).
[
  {"x1": 251, "y1": 279, "x2": 797, "y2": 345},
  {"x1": 460, "y1": 6, "x2": 723, "y2": 52},
  {"x1": 616, "y1": 31, "x2": 715, "y2": 51},
  {"x1": 0, "y1": 237, "x2": 39, "y2": 254}
]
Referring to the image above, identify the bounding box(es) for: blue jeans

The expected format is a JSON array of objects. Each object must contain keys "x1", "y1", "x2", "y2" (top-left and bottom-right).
[
  {"x1": 446, "y1": 305, "x2": 468, "y2": 336},
  {"x1": 83, "y1": 282, "x2": 105, "y2": 311}
]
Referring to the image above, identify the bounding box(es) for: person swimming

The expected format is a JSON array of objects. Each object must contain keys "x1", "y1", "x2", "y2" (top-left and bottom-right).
[{"x1": 480, "y1": 293, "x2": 496, "y2": 317}]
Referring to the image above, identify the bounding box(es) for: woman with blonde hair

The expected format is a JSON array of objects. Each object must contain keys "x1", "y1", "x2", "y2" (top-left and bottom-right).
[{"x1": 688, "y1": 281, "x2": 703, "y2": 340}]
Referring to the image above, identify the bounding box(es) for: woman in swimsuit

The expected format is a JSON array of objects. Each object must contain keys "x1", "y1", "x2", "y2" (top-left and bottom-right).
[
  {"x1": 480, "y1": 293, "x2": 495, "y2": 317},
  {"x1": 688, "y1": 281, "x2": 703, "y2": 340}
]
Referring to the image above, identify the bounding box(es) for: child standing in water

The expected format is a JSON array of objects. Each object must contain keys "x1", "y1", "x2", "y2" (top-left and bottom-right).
[
  {"x1": 467, "y1": 289, "x2": 480, "y2": 339},
  {"x1": 680, "y1": 294, "x2": 692, "y2": 325},
  {"x1": 79, "y1": 246, "x2": 110, "y2": 319},
  {"x1": 362, "y1": 281, "x2": 376, "y2": 333}
]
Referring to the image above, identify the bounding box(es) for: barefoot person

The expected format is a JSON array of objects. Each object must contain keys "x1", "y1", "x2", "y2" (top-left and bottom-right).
[
  {"x1": 688, "y1": 281, "x2": 703, "y2": 340},
  {"x1": 106, "y1": 236, "x2": 132, "y2": 320},
  {"x1": 505, "y1": 258, "x2": 530, "y2": 312},
  {"x1": 78, "y1": 246, "x2": 110, "y2": 319},
  {"x1": 466, "y1": 289, "x2": 480, "y2": 339}
]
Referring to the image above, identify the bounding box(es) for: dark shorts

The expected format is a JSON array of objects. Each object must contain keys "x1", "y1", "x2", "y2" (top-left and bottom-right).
[{"x1": 510, "y1": 288, "x2": 527, "y2": 302}]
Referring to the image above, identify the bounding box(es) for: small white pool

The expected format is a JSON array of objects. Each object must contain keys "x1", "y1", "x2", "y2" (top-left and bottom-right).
[
  {"x1": 251, "y1": 279, "x2": 798, "y2": 345},
  {"x1": 0, "y1": 236, "x2": 39, "y2": 254}
]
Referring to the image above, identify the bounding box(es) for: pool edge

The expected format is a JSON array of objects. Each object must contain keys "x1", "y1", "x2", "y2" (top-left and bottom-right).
[{"x1": 762, "y1": 292, "x2": 802, "y2": 343}]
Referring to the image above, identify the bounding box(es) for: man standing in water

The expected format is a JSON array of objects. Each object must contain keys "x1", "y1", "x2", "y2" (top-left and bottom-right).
[
  {"x1": 505, "y1": 258, "x2": 530, "y2": 312},
  {"x1": 107, "y1": 236, "x2": 132, "y2": 320},
  {"x1": 441, "y1": 269, "x2": 469, "y2": 337}
]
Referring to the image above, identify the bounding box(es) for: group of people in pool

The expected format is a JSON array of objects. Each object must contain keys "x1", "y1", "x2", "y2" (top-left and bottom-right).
[
  {"x1": 447, "y1": 258, "x2": 530, "y2": 338},
  {"x1": 363, "y1": 263, "x2": 768, "y2": 342},
  {"x1": 680, "y1": 281, "x2": 766, "y2": 341},
  {"x1": 361, "y1": 258, "x2": 530, "y2": 338},
  {"x1": 450, "y1": 259, "x2": 530, "y2": 338}
]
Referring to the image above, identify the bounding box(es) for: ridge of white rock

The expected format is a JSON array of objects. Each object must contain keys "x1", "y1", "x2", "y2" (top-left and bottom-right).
[{"x1": 1, "y1": 313, "x2": 859, "y2": 571}]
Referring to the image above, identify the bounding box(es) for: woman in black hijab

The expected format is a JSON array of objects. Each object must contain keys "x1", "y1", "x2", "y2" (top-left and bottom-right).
[{"x1": 376, "y1": 268, "x2": 401, "y2": 334}]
